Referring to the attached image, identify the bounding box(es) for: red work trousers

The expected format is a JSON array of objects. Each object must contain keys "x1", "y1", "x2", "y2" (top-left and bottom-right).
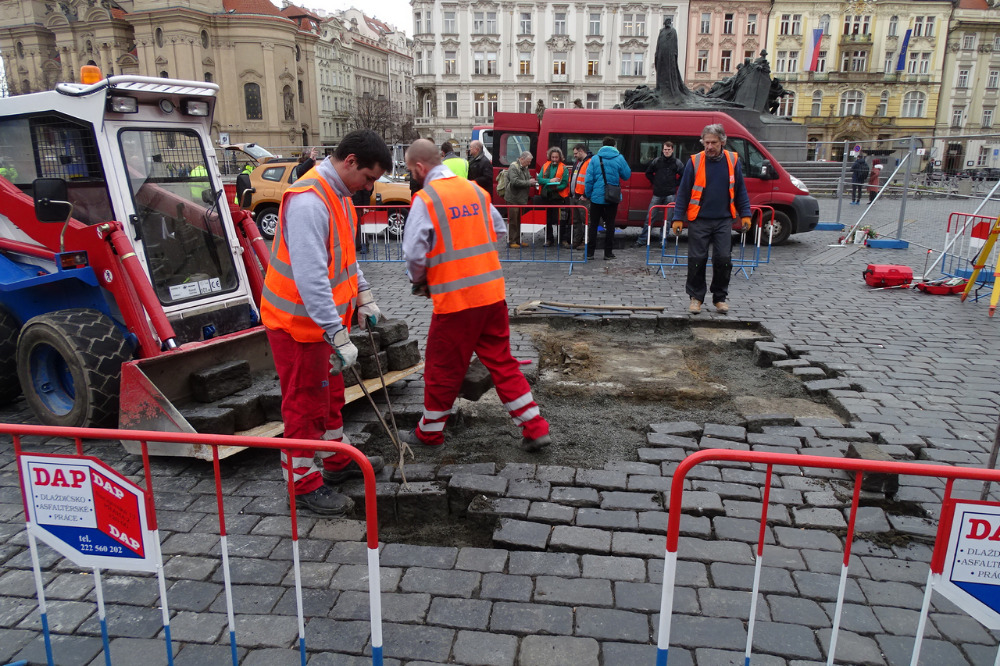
[
  {"x1": 415, "y1": 300, "x2": 549, "y2": 445},
  {"x1": 267, "y1": 327, "x2": 351, "y2": 495}
]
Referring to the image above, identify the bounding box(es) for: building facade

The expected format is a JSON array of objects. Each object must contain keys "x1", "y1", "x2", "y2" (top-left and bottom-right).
[
  {"x1": 0, "y1": 0, "x2": 322, "y2": 150},
  {"x1": 762, "y1": 0, "x2": 951, "y2": 163},
  {"x1": 933, "y1": 0, "x2": 1000, "y2": 174},
  {"x1": 685, "y1": 0, "x2": 771, "y2": 93},
  {"x1": 410, "y1": 0, "x2": 690, "y2": 151}
]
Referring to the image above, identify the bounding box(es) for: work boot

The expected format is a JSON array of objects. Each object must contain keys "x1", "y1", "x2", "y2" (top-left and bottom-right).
[
  {"x1": 295, "y1": 485, "x2": 354, "y2": 516},
  {"x1": 714, "y1": 301, "x2": 729, "y2": 314},
  {"x1": 520, "y1": 433, "x2": 551, "y2": 452},
  {"x1": 322, "y1": 455, "x2": 385, "y2": 485},
  {"x1": 400, "y1": 428, "x2": 441, "y2": 447},
  {"x1": 689, "y1": 298, "x2": 702, "y2": 314}
]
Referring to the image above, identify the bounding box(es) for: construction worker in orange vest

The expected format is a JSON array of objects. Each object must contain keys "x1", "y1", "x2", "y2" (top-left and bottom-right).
[
  {"x1": 399, "y1": 139, "x2": 551, "y2": 451},
  {"x1": 260, "y1": 130, "x2": 391, "y2": 516},
  {"x1": 568, "y1": 143, "x2": 593, "y2": 249},
  {"x1": 672, "y1": 123, "x2": 752, "y2": 315},
  {"x1": 537, "y1": 147, "x2": 571, "y2": 247}
]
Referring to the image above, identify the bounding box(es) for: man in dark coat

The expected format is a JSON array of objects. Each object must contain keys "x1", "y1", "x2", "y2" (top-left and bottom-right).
[
  {"x1": 637, "y1": 141, "x2": 683, "y2": 245},
  {"x1": 467, "y1": 140, "x2": 493, "y2": 193},
  {"x1": 850, "y1": 154, "x2": 869, "y2": 204}
]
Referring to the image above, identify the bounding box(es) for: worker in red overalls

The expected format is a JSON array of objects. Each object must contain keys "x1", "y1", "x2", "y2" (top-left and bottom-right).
[
  {"x1": 399, "y1": 139, "x2": 551, "y2": 451},
  {"x1": 260, "y1": 130, "x2": 390, "y2": 515}
]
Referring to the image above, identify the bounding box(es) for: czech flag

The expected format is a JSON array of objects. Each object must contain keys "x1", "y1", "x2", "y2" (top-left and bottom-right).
[{"x1": 806, "y1": 28, "x2": 823, "y2": 71}]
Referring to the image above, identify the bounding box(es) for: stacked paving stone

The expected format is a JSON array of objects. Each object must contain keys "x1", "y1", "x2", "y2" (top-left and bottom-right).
[
  {"x1": 178, "y1": 360, "x2": 282, "y2": 435},
  {"x1": 344, "y1": 318, "x2": 421, "y2": 388}
]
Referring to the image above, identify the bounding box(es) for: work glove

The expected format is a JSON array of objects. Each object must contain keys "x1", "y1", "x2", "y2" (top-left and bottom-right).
[
  {"x1": 411, "y1": 281, "x2": 430, "y2": 298},
  {"x1": 671, "y1": 220, "x2": 684, "y2": 236},
  {"x1": 740, "y1": 217, "x2": 752, "y2": 232},
  {"x1": 328, "y1": 328, "x2": 358, "y2": 376},
  {"x1": 356, "y1": 288, "x2": 381, "y2": 330}
]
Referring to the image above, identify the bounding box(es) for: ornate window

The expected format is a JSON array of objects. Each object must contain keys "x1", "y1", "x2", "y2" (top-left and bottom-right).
[
  {"x1": 775, "y1": 93, "x2": 794, "y2": 117},
  {"x1": 811, "y1": 90, "x2": 823, "y2": 116},
  {"x1": 877, "y1": 91, "x2": 888, "y2": 117},
  {"x1": 839, "y1": 90, "x2": 864, "y2": 116},
  {"x1": 244, "y1": 83, "x2": 262, "y2": 120}
]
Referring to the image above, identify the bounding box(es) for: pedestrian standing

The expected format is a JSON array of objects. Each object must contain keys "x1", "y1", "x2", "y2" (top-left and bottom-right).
[
  {"x1": 850, "y1": 154, "x2": 869, "y2": 204},
  {"x1": 567, "y1": 144, "x2": 593, "y2": 249},
  {"x1": 867, "y1": 163, "x2": 883, "y2": 204},
  {"x1": 467, "y1": 140, "x2": 493, "y2": 193},
  {"x1": 399, "y1": 140, "x2": 551, "y2": 451},
  {"x1": 583, "y1": 137, "x2": 631, "y2": 260},
  {"x1": 441, "y1": 141, "x2": 469, "y2": 179},
  {"x1": 504, "y1": 151, "x2": 536, "y2": 249},
  {"x1": 672, "y1": 124, "x2": 751, "y2": 315},
  {"x1": 637, "y1": 141, "x2": 683, "y2": 246},
  {"x1": 536, "y1": 147, "x2": 570, "y2": 247},
  {"x1": 260, "y1": 129, "x2": 390, "y2": 515}
]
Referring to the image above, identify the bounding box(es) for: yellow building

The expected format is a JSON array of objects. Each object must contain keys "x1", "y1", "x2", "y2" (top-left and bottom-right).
[
  {"x1": 0, "y1": 0, "x2": 322, "y2": 150},
  {"x1": 766, "y1": 0, "x2": 951, "y2": 162}
]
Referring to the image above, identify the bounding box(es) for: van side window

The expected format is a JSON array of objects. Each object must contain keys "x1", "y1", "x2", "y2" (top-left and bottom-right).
[
  {"x1": 726, "y1": 138, "x2": 767, "y2": 178},
  {"x1": 498, "y1": 133, "x2": 532, "y2": 166}
]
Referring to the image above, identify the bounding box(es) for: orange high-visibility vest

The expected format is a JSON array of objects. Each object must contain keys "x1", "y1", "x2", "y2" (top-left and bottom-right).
[
  {"x1": 573, "y1": 157, "x2": 592, "y2": 195},
  {"x1": 260, "y1": 167, "x2": 359, "y2": 342},
  {"x1": 418, "y1": 175, "x2": 505, "y2": 315},
  {"x1": 687, "y1": 150, "x2": 738, "y2": 221},
  {"x1": 540, "y1": 161, "x2": 571, "y2": 198}
]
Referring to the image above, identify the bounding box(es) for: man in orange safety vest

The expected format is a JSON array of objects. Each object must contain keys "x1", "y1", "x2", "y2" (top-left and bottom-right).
[
  {"x1": 399, "y1": 139, "x2": 551, "y2": 451},
  {"x1": 672, "y1": 123, "x2": 752, "y2": 315},
  {"x1": 260, "y1": 130, "x2": 392, "y2": 516}
]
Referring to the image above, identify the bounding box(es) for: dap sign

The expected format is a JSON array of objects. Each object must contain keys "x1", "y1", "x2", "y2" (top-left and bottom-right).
[
  {"x1": 19, "y1": 455, "x2": 156, "y2": 572},
  {"x1": 936, "y1": 500, "x2": 1000, "y2": 629}
]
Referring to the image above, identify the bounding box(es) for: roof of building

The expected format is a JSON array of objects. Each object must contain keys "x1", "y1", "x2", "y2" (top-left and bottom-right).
[
  {"x1": 222, "y1": 0, "x2": 285, "y2": 17},
  {"x1": 958, "y1": 0, "x2": 989, "y2": 8}
]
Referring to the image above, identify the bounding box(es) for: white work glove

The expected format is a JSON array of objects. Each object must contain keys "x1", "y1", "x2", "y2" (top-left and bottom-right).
[
  {"x1": 327, "y1": 328, "x2": 358, "y2": 376},
  {"x1": 357, "y1": 288, "x2": 381, "y2": 330}
]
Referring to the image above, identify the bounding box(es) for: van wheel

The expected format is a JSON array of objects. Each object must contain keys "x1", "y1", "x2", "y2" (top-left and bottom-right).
[
  {"x1": 256, "y1": 206, "x2": 279, "y2": 241},
  {"x1": 16, "y1": 309, "x2": 130, "y2": 428},
  {"x1": 0, "y1": 309, "x2": 21, "y2": 404},
  {"x1": 387, "y1": 207, "x2": 409, "y2": 238},
  {"x1": 762, "y1": 210, "x2": 792, "y2": 245}
]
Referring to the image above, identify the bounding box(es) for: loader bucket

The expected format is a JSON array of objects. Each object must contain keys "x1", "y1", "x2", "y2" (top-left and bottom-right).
[{"x1": 118, "y1": 326, "x2": 279, "y2": 460}]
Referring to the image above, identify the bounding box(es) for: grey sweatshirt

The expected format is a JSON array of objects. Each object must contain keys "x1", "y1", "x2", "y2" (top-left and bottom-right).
[{"x1": 279, "y1": 157, "x2": 370, "y2": 341}]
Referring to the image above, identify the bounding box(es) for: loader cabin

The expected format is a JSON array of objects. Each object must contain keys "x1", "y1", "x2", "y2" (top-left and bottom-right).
[
  {"x1": 489, "y1": 109, "x2": 819, "y2": 245},
  {"x1": 0, "y1": 66, "x2": 259, "y2": 341}
]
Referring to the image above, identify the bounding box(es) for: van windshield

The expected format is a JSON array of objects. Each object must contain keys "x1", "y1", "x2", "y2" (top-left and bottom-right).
[{"x1": 726, "y1": 138, "x2": 769, "y2": 178}]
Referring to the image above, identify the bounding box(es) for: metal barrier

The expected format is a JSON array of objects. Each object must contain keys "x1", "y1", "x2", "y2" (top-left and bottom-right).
[
  {"x1": 941, "y1": 212, "x2": 999, "y2": 287},
  {"x1": 356, "y1": 203, "x2": 592, "y2": 274},
  {"x1": 4, "y1": 423, "x2": 384, "y2": 666},
  {"x1": 643, "y1": 205, "x2": 773, "y2": 280},
  {"x1": 655, "y1": 449, "x2": 1000, "y2": 666}
]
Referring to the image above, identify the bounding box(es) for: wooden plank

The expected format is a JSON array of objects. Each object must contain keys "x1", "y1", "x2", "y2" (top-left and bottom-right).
[{"x1": 226, "y1": 362, "x2": 425, "y2": 450}]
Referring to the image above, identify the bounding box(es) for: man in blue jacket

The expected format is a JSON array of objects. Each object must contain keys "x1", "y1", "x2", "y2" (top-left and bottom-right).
[
  {"x1": 584, "y1": 137, "x2": 631, "y2": 260},
  {"x1": 672, "y1": 124, "x2": 751, "y2": 314}
]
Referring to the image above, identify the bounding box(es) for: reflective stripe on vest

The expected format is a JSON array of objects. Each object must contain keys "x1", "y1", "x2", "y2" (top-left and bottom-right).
[
  {"x1": 687, "y1": 150, "x2": 738, "y2": 222},
  {"x1": 573, "y1": 157, "x2": 591, "y2": 195},
  {"x1": 541, "y1": 161, "x2": 571, "y2": 198},
  {"x1": 419, "y1": 176, "x2": 505, "y2": 315},
  {"x1": 260, "y1": 167, "x2": 358, "y2": 342}
]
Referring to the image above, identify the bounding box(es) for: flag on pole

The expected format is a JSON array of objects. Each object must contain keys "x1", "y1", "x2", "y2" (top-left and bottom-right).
[
  {"x1": 806, "y1": 28, "x2": 824, "y2": 72},
  {"x1": 896, "y1": 29, "x2": 912, "y2": 71}
]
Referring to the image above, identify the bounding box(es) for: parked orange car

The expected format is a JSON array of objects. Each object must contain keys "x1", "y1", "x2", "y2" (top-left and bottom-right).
[{"x1": 244, "y1": 160, "x2": 411, "y2": 239}]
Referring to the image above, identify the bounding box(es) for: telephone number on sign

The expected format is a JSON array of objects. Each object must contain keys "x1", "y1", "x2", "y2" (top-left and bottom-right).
[{"x1": 78, "y1": 542, "x2": 124, "y2": 555}]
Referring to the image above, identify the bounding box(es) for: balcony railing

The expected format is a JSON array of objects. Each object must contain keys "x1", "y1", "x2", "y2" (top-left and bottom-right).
[
  {"x1": 415, "y1": 118, "x2": 431, "y2": 125},
  {"x1": 840, "y1": 33, "x2": 873, "y2": 44}
]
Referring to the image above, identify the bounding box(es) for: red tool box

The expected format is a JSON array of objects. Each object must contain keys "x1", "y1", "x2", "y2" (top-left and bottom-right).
[{"x1": 863, "y1": 264, "x2": 913, "y2": 288}]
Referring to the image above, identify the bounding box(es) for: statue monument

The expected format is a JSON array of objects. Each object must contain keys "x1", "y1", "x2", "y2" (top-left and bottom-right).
[{"x1": 617, "y1": 17, "x2": 802, "y2": 160}]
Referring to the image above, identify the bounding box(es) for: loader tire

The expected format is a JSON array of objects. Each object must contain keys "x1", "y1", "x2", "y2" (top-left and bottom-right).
[
  {"x1": 0, "y1": 308, "x2": 21, "y2": 405},
  {"x1": 16, "y1": 309, "x2": 131, "y2": 428}
]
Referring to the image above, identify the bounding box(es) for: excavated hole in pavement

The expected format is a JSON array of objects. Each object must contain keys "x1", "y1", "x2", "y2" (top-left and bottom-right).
[{"x1": 364, "y1": 318, "x2": 846, "y2": 547}]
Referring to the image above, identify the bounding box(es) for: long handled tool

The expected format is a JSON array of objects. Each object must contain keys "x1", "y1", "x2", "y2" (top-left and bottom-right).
[{"x1": 350, "y1": 363, "x2": 414, "y2": 487}]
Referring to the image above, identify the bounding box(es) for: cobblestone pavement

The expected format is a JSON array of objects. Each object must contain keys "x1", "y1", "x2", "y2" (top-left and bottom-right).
[{"x1": 2, "y1": 196, "x2": 1000, "y2": 665}]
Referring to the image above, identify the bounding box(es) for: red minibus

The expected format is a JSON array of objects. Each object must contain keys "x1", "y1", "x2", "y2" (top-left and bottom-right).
[{"x1": 490, "y1": 109, "x2": 819, "y2": 245}]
